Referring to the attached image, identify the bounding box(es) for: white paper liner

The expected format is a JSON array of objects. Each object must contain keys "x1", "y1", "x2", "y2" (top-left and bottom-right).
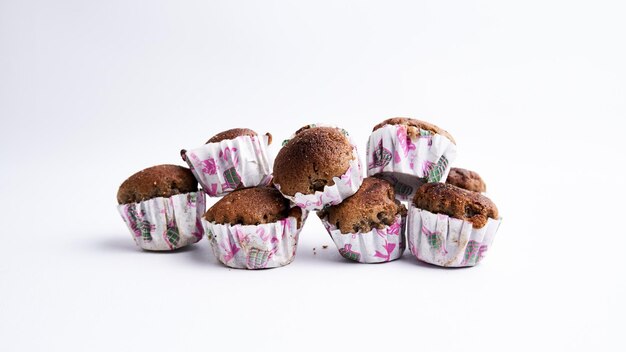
[
  {"x1": 406, "y1": 204, "x2": 501, "y2": 267},
  {"x1": 182, "y1": 134, "x2": 273, "y2": 197},
  {"x1": 320, "y1": 214, "x2": 406, "y2": 263},
  {"x1": 118, "y1": 191, "x2": 206, "y2": 251},
  {"x1": 203, "y1": 211, "x2": 308, "y2": 269},
  {"x1": 274, "y1": 124, "x2": 363, "y2": 211},
  {"x1": 366, "y1": 124, "x2": 457, "y2": 201}
]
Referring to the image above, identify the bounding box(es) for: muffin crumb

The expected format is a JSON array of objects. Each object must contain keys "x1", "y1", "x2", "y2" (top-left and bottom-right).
[
  {"x1": 446, "y1": 167, "x2": 486, "y2": 193},
  {"x1": 413, "y1": 182, "x2": 498, "y2": 228},
  {"x1": 204, "y1": 187, "x2": 302, "y2": 226},
  {"x1": 320, "y1": 177, "x2": 406, "y2": 234},
  {"x1": 117, "y1": 165, "x2": 198, "y2": 204}
]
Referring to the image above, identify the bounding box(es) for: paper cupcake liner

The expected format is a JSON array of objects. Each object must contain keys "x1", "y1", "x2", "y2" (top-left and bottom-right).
[
  {"x1": 118, "y1": 191, "x2": 206, "y2": 251},
  {"x1": 320, "y1": 214, "x2": 406, "y2": 263},
  {"x1": 181, "y1": 134, "x2": 273, "y2": 197},
  {"x1": 406, "y1": 203, "x2": 501, "y2": 267},
  {"x1": 275, "y1": 124, "x2": 363, "y2": 211},
  {"x1": 366, "y1": 124, "x2": 457, "y2": 201},
  {"x1": 203, "y1": 211, "x2": 308, "y2": 269}
]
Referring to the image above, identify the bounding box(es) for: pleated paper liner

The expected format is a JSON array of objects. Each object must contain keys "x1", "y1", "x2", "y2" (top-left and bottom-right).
[
  {"x1": 366, "y1": 124, "x2": 457, "y2": 201},
  {"x1": 118, "y1": 191, "x2": 206, "y2": 251},
  {"x1": 275, "y1": 124, "x2": 363, "y2": 211},
  {"x1": 320, "y1": 214, "x2": 406, "y2": 263},
  {"x1": 406, "y1": 204, "x2": 501, "y2": 267},
  {"x1": 181, "y1": 134, "x2": 273, "y2": 197},
  {"x1": 203, "y1": 211, "x2": 308, "y2": 269}
]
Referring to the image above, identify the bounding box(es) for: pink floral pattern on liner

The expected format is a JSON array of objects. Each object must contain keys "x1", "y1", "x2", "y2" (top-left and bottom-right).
[
  {"x1": 321, "y1": 214, "x2": 406, "y2": 264},
  {"x1": 366, "y1": 124, "x2": 457, "y2": 201},
  {"x1": 182, "y1": 134, "x2": 272, "y2": 197},
  {"x1": 406, "y1": 204, "x2": 501, "y2": 267},
  {"x1": 203, "y1": 211, "x2": 308, "y2": 269},
  {"x1": 275, "y1": 125, "x2": 363, "y2": 211},
  {"x1": 117, "y1": 191, "x2": 206, "y2": 251}
]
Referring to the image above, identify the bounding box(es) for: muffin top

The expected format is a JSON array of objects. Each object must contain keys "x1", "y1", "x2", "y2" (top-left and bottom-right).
[
  {"x1": 319, "y1": 177, "x2": 407, "y2": 234},
  {"x1": 446, "y1": 167, "x2": 486, "y2": 193},
  {"x1": 206, "y1": 128, "x2": 258, "y2": 144},
  {"x1": 373, "y1": 117, "x2": 456, "y2": 144},
  {"x1": 413, "y1": 183, "x2": 498, "y2": 228},
  {"x1": 204, "y1": 187, "x2": 302, "y2": 227},
  {"x1": 117, "y1": 165, "x2": 198, "y2": 204},
  {"x1": 273, "y1": 126, "x2": 353, "y2": 196}
]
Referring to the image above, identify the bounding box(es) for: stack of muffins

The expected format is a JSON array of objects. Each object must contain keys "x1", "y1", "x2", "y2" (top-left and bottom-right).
[{"x1": 117, "y1": 119, "x2": 501, "y2": 269}]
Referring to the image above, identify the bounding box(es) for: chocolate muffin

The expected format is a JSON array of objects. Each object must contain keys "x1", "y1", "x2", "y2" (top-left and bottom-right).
[
  {"x1": 205, "y1": 187, "x2": 302, "y2": 227},
  {"x1": 413, "y1": 182, "x2": 498, "y2": 229},
  {"x1": 446, "y1": 167, "x2": 486, "y2": 193},
  {"x1": 117, "y1": 165, "x2": 198, "y2": 204},
  {"x1": 206, "y1": 128, "x2": 272, "y2": 145},
  {"x1": 273, "y1": 126, "x2": 353, "y2": 196},
  {"x1": 373, "y1": 117, "x2": 456, "y2": 144},
  {"x1": 319, "y1": 177, "x2": 407, "y2": 234}
]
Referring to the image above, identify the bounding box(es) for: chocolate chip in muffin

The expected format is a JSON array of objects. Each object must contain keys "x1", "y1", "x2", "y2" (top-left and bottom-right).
[
  {"x1": 413, "y1": 182, "x2": 498, "y2": 229},
  {"x1": 319, "y1": 177, "x2": 407, "y2": 234}
]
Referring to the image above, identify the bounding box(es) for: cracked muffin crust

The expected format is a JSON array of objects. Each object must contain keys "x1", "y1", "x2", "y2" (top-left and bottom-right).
[
  {"x1": 319, "y1": 177, "x2": 407, "y2": 234},
  {"x1": 373, "y1": 117, "x2": 456, "y2": 144},
  {"x1": 446, "y1": 167, "x2": 486, "y2": 193},
  {"x1": 117, "y1": 165, "x2": 198, "y2": 204},
  {"x1": 273, "y1": 126, "x2": 353, "y2": 196},
  {"x1": 204, "y1": 187, "x2": 302, "y2": 227},
  {"x1": 413, "y1": 182, "x2": 498, "y2": 229}
]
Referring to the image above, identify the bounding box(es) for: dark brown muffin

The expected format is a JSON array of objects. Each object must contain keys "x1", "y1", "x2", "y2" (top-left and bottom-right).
[
  {"x1": 273, "y1": 126, "x2": 353, "y2": 196},
  {"x1": 446, "y1": 167, "x2": 486, "y2": 193},
  {"x1": 117, "y1": 165, "x2": 198, "y2": 204},
  {"x1": 206, "y1": 128, "x2": 267, "y2": 144},
  {"x1": 413, "y1": 183, "x2": 498, "y2": 229},
  {"x1": 319, "y1": 177, "x2": 407, "y2": 234},
  {"x1": 204, "y1": 187, "x2": 302, "y2": 227},
  {"x1": 373, "y1": 117, "x2": 456, "y2": 144}
]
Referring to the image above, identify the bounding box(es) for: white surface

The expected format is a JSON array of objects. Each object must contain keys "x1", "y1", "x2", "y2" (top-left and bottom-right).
[{"x1": 1, "y1": 1, "x2": 625, "y2": 351}]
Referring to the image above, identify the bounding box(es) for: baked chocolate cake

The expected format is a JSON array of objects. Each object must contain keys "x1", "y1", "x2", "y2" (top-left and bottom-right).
[
  {"x1": 273, "y1": 126, "x2": 353, "y2": 196},
  {"x1": 206, "y1": 128, "x2": 258, "y2": 144},
  {"x1": 413, "y1": 182, "x2": 498, "y2": 228},
  {"x1": 373, "y1": 117, "x2": 456, "y2": 144},
  {"x1": 204, "y1": 187, "x2": 302, "y2": 227},
  {"x1": 446, "y1": 167, "x2": 486, "y2": 193},
  {"x1": 319, "y1": 177, "x2": 407, "y2": 234},
  {"x1": 117, "y1": 165, "x2": 198, "y2": 204}
]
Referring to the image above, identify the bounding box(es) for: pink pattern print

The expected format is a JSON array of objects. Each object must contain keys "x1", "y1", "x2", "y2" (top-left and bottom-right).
[
  {"x1": 189, "y1": 153, "x2": 217, "y2": 175},
  {"x1": 421, "y1": 160, "x2": 434, "y2": 177},
  {"x1": 478, "y1": 245, "x2": 488, "y2": 262},
  {"x1": 201, "y1": 158, "x2": 217, "y2": 175},
  {"x1": 234, "y1": 226, "x2": 249, "y2": 243},
  {"x1": 373, "y1": 242, "x2": 397, "y2": 261},
  {"x1": 340, "y1": 161, "x2": 354, "y2": 188},
  {"x1": 257, "y1": 227, "x2": 270, "y2": 242},
  {"x1": 295, "y1": 197, "x2": 325, "y2": 210},
  {"x1": 220, "y1": 235, "x2": 240, "y2": 263},
  {"x1": 394, "y1": 126, "x2": 417, "y2": 163},
  {"x1": 191, "y1": 218, "x2": 204, "y2": 241},
  {"x1": 219, "y1": 146, "x2": 239, "y2": 166},
  {"x1": 372, "y1": 221, "x2": 400, "y2": 261}
]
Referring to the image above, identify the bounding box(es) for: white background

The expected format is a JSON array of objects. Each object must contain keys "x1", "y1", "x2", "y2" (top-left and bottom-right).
[{"x1": 1, "y1": 1, "x2": 625, "y2": 351}]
